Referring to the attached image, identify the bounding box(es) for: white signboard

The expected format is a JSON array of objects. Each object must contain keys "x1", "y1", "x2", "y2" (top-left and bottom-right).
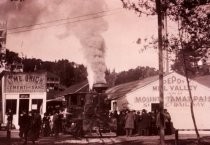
[
  {"x1": 116, "y1": 72, "x2": 210, "y2": 130},
  {"x1": 32, "y1": 104, "x2": 37, "y2": 110},
  {"x1": 5, "y1": 73, "x2": 47, "y2": 93}
]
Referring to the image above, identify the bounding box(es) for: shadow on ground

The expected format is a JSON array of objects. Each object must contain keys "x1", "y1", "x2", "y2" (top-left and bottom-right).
[{"x1": 1, "y1": 136, "x2": 210, "y2": 145}]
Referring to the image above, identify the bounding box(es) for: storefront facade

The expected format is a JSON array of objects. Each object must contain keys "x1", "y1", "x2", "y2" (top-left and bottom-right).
[
  {"x1": 2, "y1": 72, "x2": 47, "y2": 129},
  {"x1": 108, "y1": 72, "x2": 210, "y2": 132}
]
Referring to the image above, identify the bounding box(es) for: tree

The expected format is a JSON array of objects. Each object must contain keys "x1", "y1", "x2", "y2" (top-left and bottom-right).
[
  {"x1": 22, "y1": 58, "x2": 43, "y2": 72},
  {"x1": 105, "y1": 69, "x2": 117, "y2": 87},
  {"x1": 120, "y1": 0, "x2": 210, "y2": 144},
  {"x1": 53, "y1": 60, "x2": 87, "y2": 86},
  {"x1": 171, "y1": 49, "x2": 199, "y2": 76},
  {"x1": 121, "y1": 0, "x2": 210, "y2": 73},
  {"x1": 169, "y1": 3, "x2": 210, "y2": 143},
  {"x1": 4, "y1": 49, "x2": 88, "y2": 87},
  {"x1": 169, "y1": 1, "x2": 210, "y2": 76},
  {"x1": 5, "y1": 49, "x2": 21, "y2": 65},
  {"x1": 114, "y1": 66, "x2": 158, "y2": 85}
]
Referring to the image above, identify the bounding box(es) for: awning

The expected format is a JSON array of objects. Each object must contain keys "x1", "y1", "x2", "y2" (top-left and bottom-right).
[{"x1": 46, "y1": 96, "x2": 65, "y2": 102}]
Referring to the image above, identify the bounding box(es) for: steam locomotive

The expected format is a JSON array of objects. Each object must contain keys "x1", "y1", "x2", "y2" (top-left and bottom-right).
[{"x1": 63, "y1": 83, "x2": 117, "y2": 137}]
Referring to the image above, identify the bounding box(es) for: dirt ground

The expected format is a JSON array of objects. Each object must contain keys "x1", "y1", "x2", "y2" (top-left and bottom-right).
[{"x1": 0, "y1": 130, "x2": 210, "y2": 145}]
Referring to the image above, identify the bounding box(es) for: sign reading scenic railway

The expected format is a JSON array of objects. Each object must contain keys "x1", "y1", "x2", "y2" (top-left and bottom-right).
[
  {"x1": 130, "y1": 73, "x2": 210, "y2": 108},
  {"x1": 114, "y1": 72, "x2": 210, "y2": 130},
  {"x1": 4, "y1": 73, "x2": 46, "y2": 93}
]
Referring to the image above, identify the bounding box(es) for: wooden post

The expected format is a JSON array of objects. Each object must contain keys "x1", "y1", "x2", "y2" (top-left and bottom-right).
[
  {"x1": 7, "y1": 130, "x2": 11, "y2": 139},
  {"x1": 156, "y1": 0, "x2": 165, "y2": 145},
  {"x1": 7, "y1": 128, "x2": 11, "y2": 145},
  {"x1": 175, "y1": 129, "x2": 179, "y2": 145}
]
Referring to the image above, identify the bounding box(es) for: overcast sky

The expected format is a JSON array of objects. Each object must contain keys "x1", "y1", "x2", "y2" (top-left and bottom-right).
[{"x1": 4, "y1": 0, "x2": 162, "y2": 72}]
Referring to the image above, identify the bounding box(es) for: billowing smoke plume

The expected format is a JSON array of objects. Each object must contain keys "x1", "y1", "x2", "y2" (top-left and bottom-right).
[
  {"x1": 80, "y1": 34, "x2": 107, "y2": 89},
  {"x1": 70, "y1": 0, "x2": 108, "y2": 89},
  {"x1": 0, "y1": 0, "x2": 46, "y2": 28},
  {"x1": 0, "y1": 0, "x2": 108, "y2": 89}
]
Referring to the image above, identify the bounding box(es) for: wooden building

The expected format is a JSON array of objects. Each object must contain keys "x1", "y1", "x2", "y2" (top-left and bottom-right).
[
  {"x1": 1, "y1": 72, "x2": 61, "y2": 129},
  {"x1": 106, "y1": 72, "x2": 210, "y2": 134}
]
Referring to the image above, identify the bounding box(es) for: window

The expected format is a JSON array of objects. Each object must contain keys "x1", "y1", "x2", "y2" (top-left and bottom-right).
[
  {"x1": 32, "y1": 99, "x2": 43, "y2": 114},
  {"x1": 71, "y1": 95, "x2": 78, "y2": 105},
  {"x1": 80, "y1": 96, "x2": 85, "y2": 106},
  {"x1": 113, "y1": 102, "x2": 117, "y2": 111},
  {"x1": 6, "y1": 99, "x2": 17, "y2": 114}
]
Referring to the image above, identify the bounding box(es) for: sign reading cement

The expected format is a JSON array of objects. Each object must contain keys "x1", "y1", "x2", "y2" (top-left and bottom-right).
[{"x1": 5, "y1": 73, "x2": 46, "y2": 93}]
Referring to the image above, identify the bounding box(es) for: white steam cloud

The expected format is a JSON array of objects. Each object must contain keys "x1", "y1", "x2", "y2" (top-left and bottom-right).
[
  {"x1": 71, "y1": 0, "x2": 108, "y2": 89},
  {"x1": 0, "y1": 0, "x2": 108, "y2": 89}
]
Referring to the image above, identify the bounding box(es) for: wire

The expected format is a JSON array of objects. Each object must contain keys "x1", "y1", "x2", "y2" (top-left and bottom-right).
[
  {"x1": 7, "y1": 7, "x2": 123, "y2": 31},
  {"x1": 7, "y1": 10, "x2": 123, "y2": 35}
]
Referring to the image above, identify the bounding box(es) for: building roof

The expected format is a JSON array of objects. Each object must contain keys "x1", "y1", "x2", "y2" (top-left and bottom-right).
[
  {"x1": 55, "y1": 81, "x2": 89, "y2": 98},
  {"x1": 106, "y1": 73, "x2": 210, "y2": 100},
  {"x1": 51, "y1": 72, "x2": 210, "y2": 101},
  {"x1": 193, "y1": 75, "x2": 210, "y2": 88},
  {"x1": 106, "y1": 75, "x2": 159, "y2": 100}
]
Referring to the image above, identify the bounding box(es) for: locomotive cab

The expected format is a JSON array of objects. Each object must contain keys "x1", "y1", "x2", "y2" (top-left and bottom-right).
[{"x1": 63, "y1": 82, "x2": 116, "y2": 137}]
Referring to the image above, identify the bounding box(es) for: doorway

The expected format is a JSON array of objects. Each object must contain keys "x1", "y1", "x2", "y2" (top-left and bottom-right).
[{"x1": 18, "y1": 99, "x2": 29, "y2": 124}]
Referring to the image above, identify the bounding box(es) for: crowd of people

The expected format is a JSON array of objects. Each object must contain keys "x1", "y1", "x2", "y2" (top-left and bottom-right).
[
  {"x1": 110, "y1": 108, "x2": 174, "y2": 137},
  {"x1": 11, "y1": 108, "x2": 174, "y2": 144},
  {"x1": 18, "y1": 110, "x2": 41, "y2": 144},
  {"x1": 18, "y1": 110, "x2": 64, "y2": 144}
]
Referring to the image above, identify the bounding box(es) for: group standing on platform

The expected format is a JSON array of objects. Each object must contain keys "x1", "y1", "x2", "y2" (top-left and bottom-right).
[
  {"x1": 18, "y1": 109, "x2": 64, "y2": 144},
  {"x1": 111, "y1": 108, "x2": 174, "y2": 137},
  {"x1": 19, "y1": 110, "x2": 42, "y2": 144},
  {"x1": 16, "y1": 107, "x2": 174, "y2": 144}
]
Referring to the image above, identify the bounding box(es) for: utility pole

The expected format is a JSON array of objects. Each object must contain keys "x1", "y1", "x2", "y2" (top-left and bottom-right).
[
  {"x1": 164, "y1": 11, "x2": 169, "y2": 73},
  {"x1": 156, "y1": 0, "x2": 165, "y2": 145},
  {"x1": 0, "y1": 20, "x2": 7, "y2": 73}
]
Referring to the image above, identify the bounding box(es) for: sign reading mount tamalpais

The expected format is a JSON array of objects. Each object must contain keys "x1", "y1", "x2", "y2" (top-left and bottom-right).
[
  {"x1": 128, "y1": 72, "x2": 210, "y2": 109},
  {"x1": 4, "y1": 73, "x2": 46, "y2": 93}
]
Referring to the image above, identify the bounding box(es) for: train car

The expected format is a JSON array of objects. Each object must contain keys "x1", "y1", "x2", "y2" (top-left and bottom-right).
[{"x1": 63, "y1": 83, "x2": 116, "y2": 137}]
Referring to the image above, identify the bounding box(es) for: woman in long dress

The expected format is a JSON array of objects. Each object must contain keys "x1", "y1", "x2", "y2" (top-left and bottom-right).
[{"x1": 124, "y1": 110, "x2": 135, "y2": 137}]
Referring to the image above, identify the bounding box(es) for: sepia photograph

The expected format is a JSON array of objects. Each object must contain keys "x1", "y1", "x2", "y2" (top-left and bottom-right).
[{"x1": 0, "y1": 0, "x2": 210, "y2": 145}]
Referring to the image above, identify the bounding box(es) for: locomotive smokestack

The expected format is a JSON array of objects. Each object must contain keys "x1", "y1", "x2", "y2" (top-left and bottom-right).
[
  {"x1": 93, "y1": 82, "x2": 108, "y2": 93},
  {"x1": 1, "y1": 0, "x2": 108, "y2": 90},
  {"x1": 71, "y1": 0, "x2": 108, "y2": 89}
]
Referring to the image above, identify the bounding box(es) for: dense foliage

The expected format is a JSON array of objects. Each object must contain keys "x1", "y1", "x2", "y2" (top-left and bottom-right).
[
  {"x1": 114, "y1": 66, "x2": 158, "y2": 85},
  {"x1": 120, "y1": 0, "x2": 210, "y2": 142},
  {"x1": 121, "y1": 0, "x2": 210, "y2": 76},
  {"x1": 4, "y1": 49, "x2": 87, "y2": 87},
  {"x1": 4, "y1": 49, "x2": 158, "y2": 87},
  {"x1": 105, "y1": 66, "x2": 158, "y2": 86}
]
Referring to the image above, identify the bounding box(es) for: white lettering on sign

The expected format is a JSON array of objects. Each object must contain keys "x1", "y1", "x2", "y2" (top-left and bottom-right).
[
  {"x1": 19, "y1": 94, "x2": 29, "y2": 98},
  {"x1": 152, "y1": 85, "x2": 197, "y2": 91},
  {"x1": 7, "y1": 74, "x2": 44, "y2": 85},
  {"x1": 135, "y1": 96, "x2": 210, "y2": 107},
  {"x1": 5, "y1": 73, "x2": 46, "y2": 93},
  {"x1": 152, "y1": 75, "x2": 197, "y2": 92},
  {"x1": 135, "y1": 96, "x2": 159, "y2": 103},
  {"x1": 170, "y1": 102, "x2": 205, "y2": 107},
  {"x1": 166, "y1": 96, "x2": 210, "y2": 102},
  {"x1": 163, "y1": 75, "x2": 185, "y2": 84}
]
